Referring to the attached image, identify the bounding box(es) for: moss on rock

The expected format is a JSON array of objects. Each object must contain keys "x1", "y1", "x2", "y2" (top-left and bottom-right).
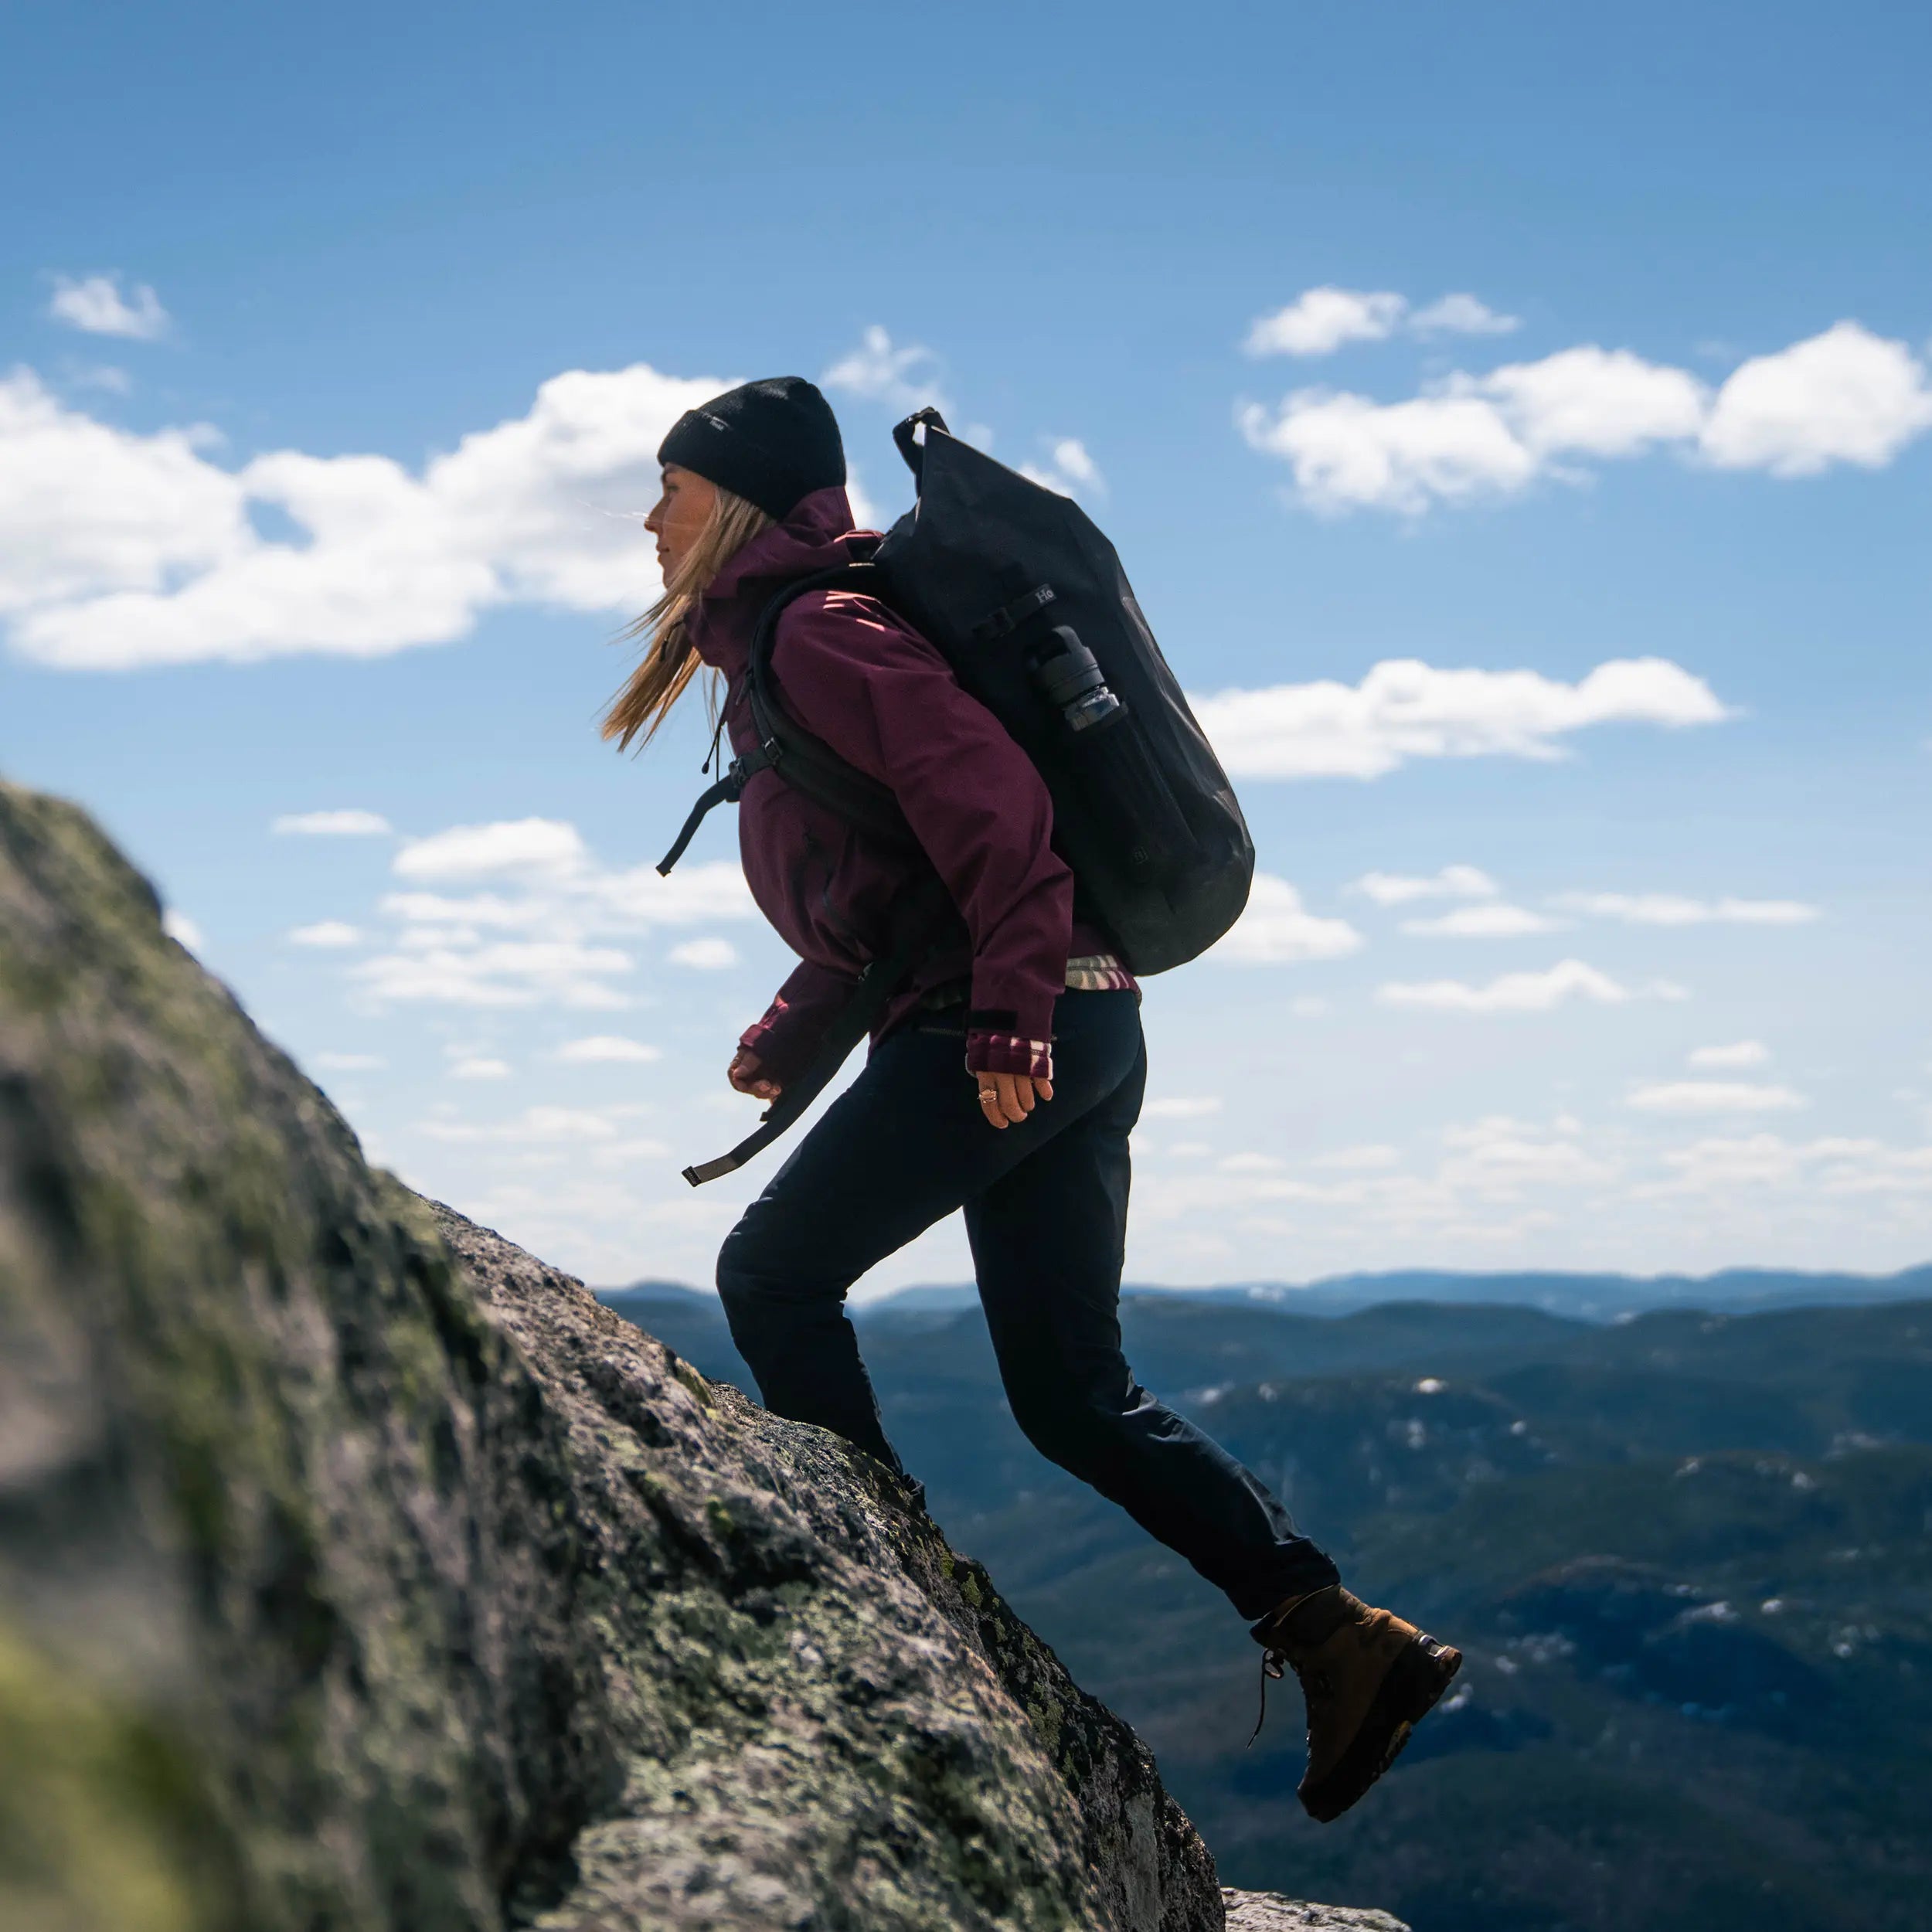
[
  {"x1": 0, "y1": 1617, "x2": 240, "y2": 1932},
  {"x1": 0, "y1": 778, "x2": 1227, "y2": 1930}
]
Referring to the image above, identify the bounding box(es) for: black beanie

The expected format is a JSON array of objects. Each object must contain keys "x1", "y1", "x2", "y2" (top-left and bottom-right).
[{"x1": 656, "y1": 376, "x2": 846, "y2": 520}]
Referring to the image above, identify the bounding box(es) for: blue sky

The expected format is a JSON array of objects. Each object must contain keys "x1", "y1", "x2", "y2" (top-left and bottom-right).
[{"x1": 5, "y1": 2, "x2": 1929, "y2": 1291}]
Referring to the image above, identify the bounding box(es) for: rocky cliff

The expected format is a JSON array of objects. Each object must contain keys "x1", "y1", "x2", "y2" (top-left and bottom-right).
[{"x1": 0, "y1": 780, "x2": 1396, "y2": 1932}]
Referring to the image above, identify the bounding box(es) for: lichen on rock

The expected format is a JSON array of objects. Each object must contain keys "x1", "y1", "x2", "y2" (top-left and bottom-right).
[
  {"x1": 0, "y1": 777, "x2": 1226, "y2": 1929},
  {"x1": 0, "y1": 777, "x2": 1388, "y2": 1932},
  {"x1": 1221, "y1": 1894, "x2": 1410, "y2": 1932}
]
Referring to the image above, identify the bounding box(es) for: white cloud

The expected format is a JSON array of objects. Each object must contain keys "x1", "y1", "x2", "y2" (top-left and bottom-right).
[
  {"x1": 1245, "y1": 288, "x2": 1408, "y2": 357},
  {"x1": 1240, "y1": 386, "x2": 1536, "y2": 511},
  {"x1": 1438, "y1": 1114, "x2": 1614, "y2": 1193},
  {"x1": 1701, "y1": 321, "x2": 1932, "y2": 475},
  {"x1": 1133, "y1": 1110, "x2": 1614, "y2": 1236},
  {"x1": 823, "y1": 326, "x2": 948, "y2": 413},
  {"x1": 162, "y1": 908, "x2": 204, "y2": 951},
  {"x1": 556, "y1": 1035, "x2": 662, "y2": 1065},
  {"x1": 68, "y1": 365, "x2": 132, "y2": 396},
  {"x1": 1115, "y1": 1087, "x2": 1932, "y2": 1270},
  {"x1": 380, "y1": 862, "x2": 750, "y2": 937},
  {"x1": 352, "y1": 939, "x2": 634, "y2": 1011},
  {"x1": 314, "y1": 1051, "x2": 386, "y2": 1072},
  {"x1": 1020, "y1": 437, "x2": 1106, "y2": 500},
  {"x1": 1241, "y1": 321, "x2": 1932, "y2": 512},
  {"x1": 287, "y1": 920, "x2": 362, "y2": 948},
  {"x1": 1192, "y1": 657, "x2": 1729, "y2": 780},
  {"x1": 1377, "y1": 957, "x2": 1684, "y2": 1013},
  {"x1": 417, "y1": 1103, "x2": 675, "y2": 1181},
  {"x1": 1244, "y1": 288, "x2": 1522, "y2": 359},
  {"x1": 1352, "y1": 866, "x2": 1500, "y2": 906},
  {"x1": 274, "y1": 808, "x2": 393, "y2": 837},
  {"x1": 47, "y1": 274, "x2": 169, "y2": 341},
  {"x1": 0, "y1": 370, "x2": 243, "y2": 622},
  {"x1": 1219, "y1": 1153, "x2": 1284, "y2": 1173},
  {"x1": 3, "y1": 359, "x2": 721, "y2": 668},
  {"x1": 1131, "y1": 1107, "x2": 1932, "y2": 1263},
  {"x1": 418, "y1": 1104, "x2": 651, "y2": 1145},
  {"x1": 390, "y1": 861, "x2": 750, "y2": 931},
  {"x1": 1475, "y1": 347, "x2": 1707, "y2": 459},
  {"x1": 668, "y1": 937, "x2": 740, "y2": 971},
  {"x1": 1142, "y1": 1096, "x2": 1224, "y2": 1121},
  {"x1": 1689, "y1": 1039, "x2": 1770, "y2": 1070},
  {"x1": 1556, "y1": 892, "x2": 1819, "y2": 927},
  {"x1": 1410, "y1": 294, "x2": 1520, "y2": 338},
  {"x1": 1314, "y1": 1144, "x2": 1402, "y2": 1169},
  {"x1": 1401, "y1": 903, "x2": 1566, "y2": 938},
  {"x1": 1242, "y1": 347, "x2": 1706, "y2": 512},
  {"x1": 449, "y1": 1056, "x2": 512, "y2": 1080},
  {"x1": 1209, "y1": 874, "x2": 1363, "y2": 964},
  {"x1": 345, "y1": 820, "x2": 755, "y2": 1012},
  {"x1": 1656, "y1": 1134, "x2": 1932, "y2": 1199},
  {"x1": 1627, "y1": 1080, "x2": 1806, "y2": 1114},
  {"x1": 394, "y1": 818, "x2": 587, "y2": 883},
  {"x1": 1048, "y1": 437, "x2": 1100, "y2": 485}
]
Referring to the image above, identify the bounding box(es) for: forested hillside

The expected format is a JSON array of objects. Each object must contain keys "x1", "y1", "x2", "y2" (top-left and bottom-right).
[{"x1": 603, "y1": 1286, "x2": 1932, "y2": 1932}]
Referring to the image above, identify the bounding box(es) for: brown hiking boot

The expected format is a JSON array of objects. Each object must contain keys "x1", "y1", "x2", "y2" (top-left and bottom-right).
[{"x1": 1249, "y1": 1585, "x2": 1462, "y2": 1823}]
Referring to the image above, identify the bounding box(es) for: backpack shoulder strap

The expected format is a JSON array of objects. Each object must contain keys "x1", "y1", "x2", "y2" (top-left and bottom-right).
[
  {"x1": 743, "y1": 562, "x2": 919, "y2": 855},
  {"x1": 656, "y1": 561, "x2": 921, "y2": 876},
  {"x1": 662, "y1": 556, "x2": 959, "y2": 1187}
]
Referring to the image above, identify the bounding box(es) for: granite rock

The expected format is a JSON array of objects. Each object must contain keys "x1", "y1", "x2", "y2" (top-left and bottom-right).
[
  {"x1": 1223, "y1": 1892, "x2": 1410, "y2": 1931},
  {"x1": 0, "y1": 776, "x2": 1226, "y2": 1929},
  {"x1": 0, "y1": 777, "x2": 1397, "y2": 1932}
]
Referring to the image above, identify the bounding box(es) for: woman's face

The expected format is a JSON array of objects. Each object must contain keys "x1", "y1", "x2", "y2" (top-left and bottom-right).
[{"x1": 645, "y1": 464, "x2": 718, "y2": 585}]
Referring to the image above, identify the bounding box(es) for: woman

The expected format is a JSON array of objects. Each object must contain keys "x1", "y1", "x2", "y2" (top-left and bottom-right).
[{"x1": 606, "y1": 376, "x2": 1460, "y2": 1824}]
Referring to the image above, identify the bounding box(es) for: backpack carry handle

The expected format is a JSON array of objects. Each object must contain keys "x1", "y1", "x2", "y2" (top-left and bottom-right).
[{"x1": 893, "y1": 406, "x2": 951, "y2": 483}]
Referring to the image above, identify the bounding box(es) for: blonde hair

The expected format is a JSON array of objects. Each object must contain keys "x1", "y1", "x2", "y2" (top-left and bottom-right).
[{"x1": 601, "y1": 482, "x2": 775, "y2": 751}]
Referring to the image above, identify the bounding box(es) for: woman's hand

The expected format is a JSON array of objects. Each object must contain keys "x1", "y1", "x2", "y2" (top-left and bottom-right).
[
  {"x1": 728, "y1": 1048, "x2": 782, "y2": 1100},
  {"x1": 975, "y1": 1070, "x2": 1054, "y2": 1128}
]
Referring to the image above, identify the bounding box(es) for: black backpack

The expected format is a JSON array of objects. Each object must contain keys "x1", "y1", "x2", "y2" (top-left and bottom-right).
[{"x1": 662, "y1": 407, "x2": 1253, "y2": 1184}]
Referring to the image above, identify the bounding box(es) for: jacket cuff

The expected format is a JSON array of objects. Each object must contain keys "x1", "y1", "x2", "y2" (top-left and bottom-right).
[
  {"x1": 738, "y1": 1010, "x2": 816, "y2": 1088},
  {"x1": 964, "y1": 981, "x2": 1061, "y2": 1053},
  {"x1": 965, "y1": 1030, "x2": 1054, "y2": 1080}
]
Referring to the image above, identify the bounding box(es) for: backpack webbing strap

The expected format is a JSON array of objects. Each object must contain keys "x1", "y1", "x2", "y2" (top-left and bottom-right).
[
  {"x1": 682, "y1": 876, "x2": 955, "y2": 1185},
  {"x1": 655, "y1": 743, "x2": 776, "y2": 876},
  {"x1": 971, "y1": 582, "x2": 1056, "y2": 641},
  {"x1": 741, "y1": 564, "x2": 923, "y2": 857},
  {"x1": 655, "y1": 562, "x2": 917, "y2": 876},
  {"x1": 665, "y1": 556, "x2": 951, "y2": 1181}
]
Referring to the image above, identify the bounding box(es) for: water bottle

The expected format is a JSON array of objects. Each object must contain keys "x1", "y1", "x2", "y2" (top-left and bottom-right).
[
  {"x1": 1030, "y1": 626, "x2": 1121, "y2": 733},
  {"x1": 1026, "y1": 622, "x2": 1196, "y2": 885}
]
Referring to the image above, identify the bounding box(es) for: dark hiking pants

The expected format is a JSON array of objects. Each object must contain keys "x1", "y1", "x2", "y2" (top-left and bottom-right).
[{"x1": 714, "y1": 987, "x2": 1339, "y2": 1622}]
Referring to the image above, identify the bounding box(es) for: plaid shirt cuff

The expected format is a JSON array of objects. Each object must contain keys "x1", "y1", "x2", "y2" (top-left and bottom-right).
[{"x1": 965, "y1": 1031, "x2": 1054, "y2": 1079}]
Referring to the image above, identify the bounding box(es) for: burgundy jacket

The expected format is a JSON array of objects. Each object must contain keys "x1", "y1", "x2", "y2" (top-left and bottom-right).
[{"x1": 685, "y1": 487, "x2": 1125, "y2": 1085}]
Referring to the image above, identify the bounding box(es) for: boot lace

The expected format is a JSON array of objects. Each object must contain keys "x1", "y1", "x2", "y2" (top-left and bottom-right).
[
  {"x1": 1247, "y1": 1646, "x2": 1287, "y2": 1748},
  {"x1": 1247, "y1": 1650, "x2": 1334, "y2": 1749}
]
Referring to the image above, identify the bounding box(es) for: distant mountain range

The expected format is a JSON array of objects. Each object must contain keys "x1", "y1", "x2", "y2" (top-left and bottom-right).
[
  {"x1": 595, "y1": 1277, "x2": 1932, "y2": 1931},
  {"x1": 602, "y1": 1262, "x2": 1932, "y2": 1323}
]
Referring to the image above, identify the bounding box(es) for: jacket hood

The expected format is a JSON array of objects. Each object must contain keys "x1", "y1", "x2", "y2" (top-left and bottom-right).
[{"x1": 686, "y1": 486, "x2": 875, "y2": 679}]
